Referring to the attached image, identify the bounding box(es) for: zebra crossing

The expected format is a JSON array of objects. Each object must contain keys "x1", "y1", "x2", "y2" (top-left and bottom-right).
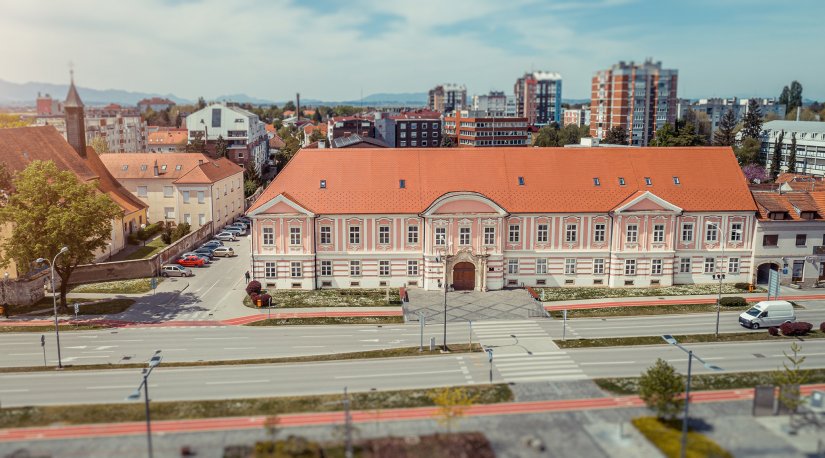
[
  {"x1": 472, "y1": 320, "x2": 588, "y2": 383},
  {"x1": 151, "y1": 309, "x2": 214, "y2": 322}
]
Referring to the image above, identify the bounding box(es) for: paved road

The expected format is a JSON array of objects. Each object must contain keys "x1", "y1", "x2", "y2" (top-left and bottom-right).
[
  {"x1": 0, "y1": 354, "x2": 488, "y2": 407},
  {"x1": 0, "y1": 322, "x2": 476, "y2": 368}
]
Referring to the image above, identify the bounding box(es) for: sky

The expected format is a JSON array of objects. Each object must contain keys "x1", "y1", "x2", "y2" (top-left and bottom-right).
[{"x1": 1, "y1": 0, "x2": 823, "y2": 102}]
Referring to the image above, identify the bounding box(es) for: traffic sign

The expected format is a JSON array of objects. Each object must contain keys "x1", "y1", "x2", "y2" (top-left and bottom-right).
[
  {"x1": 768, "y1": 269, "x2": 780, "y2": 299},
  {"x1": 40, "y1": 334, "x2": 45, "y2": 347}
]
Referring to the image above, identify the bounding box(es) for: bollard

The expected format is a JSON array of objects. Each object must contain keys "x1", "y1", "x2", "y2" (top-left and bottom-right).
[{"x1": 429, "y1": 336, "x2": 435, "y2": 351}]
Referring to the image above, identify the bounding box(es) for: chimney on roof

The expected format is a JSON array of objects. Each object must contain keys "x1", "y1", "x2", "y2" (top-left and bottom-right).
[{"x1": 153, "y1": 160, "x2": 159, "y2": 177}]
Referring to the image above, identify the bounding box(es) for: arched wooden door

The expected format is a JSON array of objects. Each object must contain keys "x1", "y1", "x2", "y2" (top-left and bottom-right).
[{"x1": 452, "y1": 262, "x2": 476, "y2": 290}]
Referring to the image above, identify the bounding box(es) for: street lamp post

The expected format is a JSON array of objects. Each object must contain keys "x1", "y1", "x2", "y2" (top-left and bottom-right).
[
  {"x1": 36, "y1": 246, "x2": 68, "y2": 369},
  {"x1": 436, "y1": 249, "x2": 450, "y2": 351},
  {"x1": 662, "y1": 335, "x2": 723, "y2": 458},
  {"x1": 127, "y1": 350, "x2": 162, "y2": 458}
]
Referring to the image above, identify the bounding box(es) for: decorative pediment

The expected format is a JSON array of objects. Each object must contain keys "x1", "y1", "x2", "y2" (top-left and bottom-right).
[
  {"x1": 249, "y1": 193, "x2": 314, "y2": 217},
  {"x1": 614, "y1": 191, "x2": 682, "y2": 214},
  {"x1": 423, "y1": 192, "x2": 508, "y2": 217}
]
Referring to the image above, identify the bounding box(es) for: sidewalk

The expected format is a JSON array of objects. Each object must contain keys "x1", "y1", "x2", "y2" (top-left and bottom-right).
[{"x1": 2, "y1": 383, "x2": 822, "y2": 443}]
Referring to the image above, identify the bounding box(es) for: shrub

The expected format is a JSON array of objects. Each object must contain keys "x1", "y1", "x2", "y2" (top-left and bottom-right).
[
  {"x1": 821, "y1": 322, "x2": 825, "y2": 333},
  {"x1": 780, "y1": 321, "x2": 813, "y2": 336},
  {"x1": 171, "y1": 222, "x2": 191, "y2": 242},
  {"x1": 160, "y1": 224, "x2": 173, "y2": 244},
  {"x1": 719, "y1": 296, "x2": 747, "y2": 307},
  {"x1": 638, "y1": 359, "x2": 684, "y2": 420},
  {"x1": 246, "y1": 280, "x2": 262, "y2": 296},
  {"x1": 734, "y1": 282, "x2": 752, "y2": 291},
  {"x1": 768, "y1": 326, "x2": 779, "y2": 336},
  {"x1": 259, "y1": 293, "x2": 272, "y2": 307},
  {"x1": 249, "y1": 293, "x2": 260, "y2": 306}
]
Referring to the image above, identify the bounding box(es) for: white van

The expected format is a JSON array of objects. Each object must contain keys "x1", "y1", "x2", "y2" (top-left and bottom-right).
[{"x1": 738, "y1": 300, "x2": 795, "y2": 329}]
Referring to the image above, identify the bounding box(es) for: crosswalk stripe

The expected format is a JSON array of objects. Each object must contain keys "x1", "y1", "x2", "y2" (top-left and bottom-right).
[{"x1": 505, "y1": 374, "x2": 588, "y2": 382}]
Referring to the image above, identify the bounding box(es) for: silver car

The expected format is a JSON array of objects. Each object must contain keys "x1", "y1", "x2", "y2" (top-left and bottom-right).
[
  {"x1": 160, "y1": 264, "x2": 193, "y2": 277},
  {"x1": 212, "y1": 246, "x2": 236, "y2": 257},
  {"x1": 215, "y1": 231, "x2": 237, "y2": 241}
]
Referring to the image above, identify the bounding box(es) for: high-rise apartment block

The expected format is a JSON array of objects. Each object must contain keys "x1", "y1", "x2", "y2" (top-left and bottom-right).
[
  {"x1": 428, "y1": 84, "x2": 467, "y2": 113},
  {"x1": 514, "y1": 72, "x2": 562, "y2": 127},
  {"x1": 590, "y1": 59, "x2": 678, "y2": 146},
  {"x1": 472, "y1": 91, "x2": 508, "y2": 117}
]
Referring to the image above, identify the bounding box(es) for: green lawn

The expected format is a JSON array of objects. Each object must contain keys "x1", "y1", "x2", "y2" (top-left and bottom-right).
[
  {"x1": 247, "y1": 316, "x2": 405, "y2": 326},
  {"x1": 537, "y1": 283, "x2": 760, "y2": 302},
  {"x1": 597, "y1": 369, "x2": 825, "y2": 396},
  {"x1": 244, "y1": 288, "x2": 402, "y2": 309},
  {"x1": 548, "y1": 303, "x2": 751, "y2": 318},
  {"x1": 71, "y1": 278, "x2": 162, "y2": 294},
  {"x1": 556, "y1": 330, "x2": 825, "y2": 349},
  {"x1": 633, "y1": 417, "x2": 732, "y2": 458},
  {"x1": 124, "y1": 237, "x2": 168, "y2": 260},
  {"x1": 5, "y1": 297, "x2": 133, "y2": 317}
]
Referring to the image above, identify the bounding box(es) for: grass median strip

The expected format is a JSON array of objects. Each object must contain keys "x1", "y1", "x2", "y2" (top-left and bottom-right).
[
  {"x1": 4, "y1": 298, "x2": 135, "y2": 318},
  {"x1": 0, "y1": 383, "x2": 512, "y2": 429},
  {"x1": 0, "y1": 325, "x2": 109, "y2": 333},
  {"x1": 547, "y1": 303, "x2": 751, "y2": 318},
  {"x1": 246, "y1": 316, "x2": 405, "y2": 326},
  {"x1": 597, "y1": 369, "x2": 825, "y2": 396},
  {"x1": 71, "y1": 278, "x2": 162, "y2": 294},
  {"x1": 537, "y1": 283, "x2": 759, "y2": 302},
  {"x1": 244, "y1": 289, "x2": 402, "y2": 309},
  {"x1": 633, "y1": 416, "x2": 732, "y2": 458},
  {"x1": 556, "y1": 330, "x2": 825, "y2": 348},
  {"x1": 0, "y1": 344, "x2": 481, "y2": 374}
]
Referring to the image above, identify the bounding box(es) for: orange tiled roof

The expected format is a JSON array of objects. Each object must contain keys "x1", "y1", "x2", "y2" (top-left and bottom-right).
[
  {"x1": 269, "y1": 134, "x2": 285, "y2": 149},
  {"x1": 83, "y1": 147, "x2": 147, "y2": 215},
  {"x1": 249, "y1": 147, "x2": 758, "y2": 215},
  {"x1": 752, "y1": 190, "x2": 825, "y2": 221},
  {"x1": 175, "y1": 157, "x2": 243, "y2": 184},
  {"x1": 147, "y1": 129, "x2": 188, "y2": 145},
  {"x1": 101, "y1": 152, "x2": 238, "y2": 184},
  {"x1": 265, "y1": 124, "x2": 277, "y2": 134},
  {"x1": 303, "y1": 123, "x2": 328, "y2": 135}
]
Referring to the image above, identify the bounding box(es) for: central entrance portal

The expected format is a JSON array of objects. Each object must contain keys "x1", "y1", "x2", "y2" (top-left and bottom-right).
[{"x1": 453, "y1": 262, "x2": 476, "y2": 290}]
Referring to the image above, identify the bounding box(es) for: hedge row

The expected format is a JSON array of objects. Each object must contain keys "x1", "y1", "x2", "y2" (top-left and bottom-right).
[{"x1": 126, "y1": 221, "x2": 165, "y2": 245}]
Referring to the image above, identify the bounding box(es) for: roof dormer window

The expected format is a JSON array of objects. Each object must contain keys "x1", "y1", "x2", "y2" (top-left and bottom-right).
[
  {"x1": 399, "y1": 179, "x2": 406, "y2": 189},
  {"x1": 618, "y1": 177, "x2": 625, "y2": 186},
  {"x1": 121, "y1": 165, "x2": 128, "y2": 171},
  {"x1": 645, "y1": 177, "x2": 652, "y2": 186},
  {"x1": 673, "y1": 176, "x2": 680, "y2": 185},
  {"x1": 175, "y1": 164, "x2": 182, "y2": 171},
  {"x1": 140, "y1": 164, "x2": 148, "y2": 172},
  {"x1": 518, "y1": 176, "x2": 525, "y2": 186},
  {"x1": 593, "y1": 178, "x2": 600, "y2": 186},
  {"x1": 320, "y1": 180, "x2": 327, "y2": 189}
]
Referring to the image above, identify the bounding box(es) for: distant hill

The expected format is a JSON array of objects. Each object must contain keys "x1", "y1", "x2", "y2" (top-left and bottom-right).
[{"x1": 0, "y1": 78, "x2": 192, "y2": 106}]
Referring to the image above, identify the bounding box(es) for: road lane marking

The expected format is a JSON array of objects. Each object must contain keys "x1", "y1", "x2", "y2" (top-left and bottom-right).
[
  {"x1": 335, "y1": 369, "x2": 462, "y2": 379},
  {"x1": 8, "y1": 353, "x2": 41, "y2": 356},
  {"x1": 205, "y1": 379, "x2": 269, "y2": 385},
  {"x1": 194, "y1": 337, "x2": 249, "y2": 340},
  {"x1": 293, "y1": 346, "x2": 326, "y2": 348},
  {"x1": 86, "y1": 385, "x2": 156, "y2": 390},
  {"x1": 299, "y1": 335, "x2": 353, "y2": 338},
  {"x1": 0, "y1": 389, "x2": 30, "y2": 393},
  {"x1": 579, "y1": 361, "x2": 636, "y2": 366},
  {"x1": 224, "y1": 347, "x2": 256, "y2": 350}
]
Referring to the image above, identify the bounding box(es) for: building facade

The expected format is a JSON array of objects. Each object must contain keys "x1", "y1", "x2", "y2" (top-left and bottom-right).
[
  {"x1": 563, "y1": 105, "x2": 591, "y2": 127},
  {"x1": 138, "y1": 97, "x2": 176, "y2": 113},
  {"x1": 444, "y1": 111, "x2": 529, "y2": 147},
  {"x1": 472, "y1": 91, "x2": 508, "y2": 117},
  {"x1": 428, "y1": 84, "x2": 467, "y2": 114},
  {"x1": 327, "y1": 116, "x2": 376, "y2": 146},
  {"x1": 590, "y1": 59, "x2": 678, "y2": 146},
  {"x1": 186, "y1": 103, "x2": 269, "y2": 169},
  {"x1": 755, "y1": 121, "x2": 825, "y2": 176},
  {"x1": 36, "y1": 107, "x2": 148, "y2": 153},
  {"x1": 147, "y1": 128, "x2": 188, "y2": 153},
  {"x1": 374, "y1": 111, "x2": 442, "y2": 148},
  {"x1": 514, "y1": 72, "x2": 562, "y2": 127},
  {"x1": 247, "y1": 147, "x2": 756, "y2": 291},
  {"x1": 690, "y1": 98, "x2": 786, "y2": 134}
]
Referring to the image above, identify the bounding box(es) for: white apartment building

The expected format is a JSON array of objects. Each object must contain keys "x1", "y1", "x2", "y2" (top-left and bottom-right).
[
  {"x1": 756, "y1": 121, "x2": 825, "y2": 176},
  {"x1": 35, "y1": 108, "x2": 148, "y2": 153},
  {"x1": 690, "y1": 98, "x2": 786, "y2": 134},
  {"x1": 186, "y1": 103, "x2": 269, "y2": 170}
]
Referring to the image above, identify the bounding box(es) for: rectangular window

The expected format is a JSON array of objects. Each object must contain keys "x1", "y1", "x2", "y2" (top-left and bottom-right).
[
  {"x1": 320, "y1": 260, "x2": 332, "y2": 276},
  {"x1": 509, "y1": 224, "x2": 520, "y2": 243},
  {"x1": 624, "y1": 259, "x2": 636, "y2": 275},
  {"x1": 349, "y1": 226, "x2": 360, "y2": 244},
  {"x1": 164, "y1": 207, "x2": 175, "y2": 219},
  {"x1": 137, "y1": 186, "x2": 148, "y2": 197},
  {"x1": 197, "y1": 191, "x2": 205, "y2": 204},
  {"x1": 593, "y1": 258, "x2": 605, "y2": 275},
  {"x1": 565, "y1": 224, "x2": 577, "y2": 243},
  {"x1": 379, "y1": 260, "x2": 390, "y2": 276},
  {"x1": 536, "y1": 258, "x2": 547, "y2": 274},
  {"x1": 378, "y1": 226, "x2": 390, "y2": 245},
  {"x1": 508, "y1": 259, "x2": 519, "y2": 274},
  {"x1": 263, "y1": 227, "x2": 274, "y2": 245},
  {"x1": 594, "y1": 223, "x2": 606, "y2": 242},
  {"x1": 679, "y1": 257, "x2": 691, "y2": 273},
  {"x1": 730, "y1": 223, "x2": 743, "y2": 241},
  {"x1": 484, "y1": 227, "x2": 496, "y2": 245},
  {"x1": 407, "y1": 226, "x2": 419, "y2": 244},
  {"x1": 320, "y1": 226, "x2": 331, "y2": 245},
  {"x1": 653, "y1": 224, "x2": 665, "y2": 243},
  {"x1": 290, "y1": 261, "x2": 302, "y2": 278},
  {"x1": 537, "y1": 224, "x2": 548, "y2": 243},
  {"x1": 651, "y1": 259, "x2": 663, "y2": 275},
  {"x1": 407, "y1": 260, "x2": 419, "y2": 276},
  {"x1": 198, "y1": 214, "x2": 206, "y2": 226},
  {"x1": 681, "y1": 223, "x2": 694, "y2": 242},
  {"x1": 164, "y1": 186, "x2": 174, "y2": 198},
  {"x1": 706, "y1": 224, "x2": 718, "y2": 242},
  {"x1": 184, "y1": 213, "x2": 191, "y2": 224},
  {"x1": 211, "y1": 107, "x2": 222, "y2": 128},
  {"x1": 704, "y1": 257, "x2": 716, "y2": 273},
  {"x1": 564, "y1": 258, "x2": 577, "y2": 275},
  {"x1": 265, "y1": 262, "x2": 277, "y2": 278},
  {"x1": 763, "y1": 234, "x2": 778, "y2": 247},
  {"x1": 796, "y1": 234, "x2": 807, "y2": 247},
  {"x1": 626, "y1": 224, "x2": 638, "y2": 243},
  {"x1": 459, "y1": 227, "x2": 471, "y2": 245},
  {"x1": 728, "y1": 257, "x2": 740, "y2": 274},
  {"x1": 290, "y1": 227, "x2": 301, "y2": 245},
  {"x1": 182, "y1": 191, "x2": 190, "y2": 203},
  {"x1": 349, "y1": 260, "x2": 361, "y2": 277},
  {"x1": 435, "y1": 227, "x2": 446, "y2": 245}
]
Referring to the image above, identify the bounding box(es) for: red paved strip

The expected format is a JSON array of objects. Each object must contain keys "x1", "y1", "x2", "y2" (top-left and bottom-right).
[
  {"x1": 544, "y1": 294, "x2": 825, "y2": 311},
  {"x1": 2, "y1": 384, "x2": 822, "y2": 443},
  {"x1": 221, "y1": 310, "x2": 403, "y2": 326}
]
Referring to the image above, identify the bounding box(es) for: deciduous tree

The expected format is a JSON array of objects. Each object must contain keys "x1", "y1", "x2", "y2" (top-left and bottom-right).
[
  {"x1": 603, "y1": 125, "x2": 629, "y2": 145},
  {"x1": 89, "y1": 136, "x2": 109, "y2": 154},
  {"x1": 773, "y1": 342, "x2": 808, "y2": 425},
  {"x1": 440, "y1": 133, "x2": 454, "y2": 147},
  {"x1": 735, "y1": 137, "x2": 762, "y2": 165},
  {"x1": 215, "y1": 135, "x2": 228, "y2": 158},
  {"x1": 0, "y1": 161, "x2": 121, "y2": 310},
  {"x1": 789, "y1": 81, "x2": 803, "y2": 114},
  {"x1": 638, "y1": 358, "x2": 685, "y2": 420},
  {"x1": 742, "y1": 164, "x2": 768, "y2": 183},
  {"x1": 713, "y1": 108, "x2": 737, "y2": 147},
  {"x1": 312, "y1": 110, "x2": 322, "y2": 123},
  {"x1": 428, "y1": 387, "x2": 476, "y2": 433}
]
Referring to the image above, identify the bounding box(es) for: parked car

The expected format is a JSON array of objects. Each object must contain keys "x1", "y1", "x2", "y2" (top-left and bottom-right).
[
  {"x1": 177, "y1": 255, "x2": 206, "y2": 267},
  {"x1": 215, "y1": 231, "x2": 237, "y2": 241},
  {"x1": 211, "y1": 246, "x2": 235, "y2": 257},
  {"x1": 202, "y1": 240, "x2": 223, "y2": 249},
  {"x1": 182, "y1": 251, "x2": 211, "y2": 263},
  {"x1": 193, "y1": 247, "x2": 215, "y2": 259},
  {"x1": 739, "y1": 300, "x2": 795, "y2": 329},
  {"x1": 223, "y1": 228, "x2": 245, "y2": 237},
  {"x1": 224, "y1": 225, "x2": 246, "y2": 235},
  {"x1": 160, "y1": 264, "x2": 193, "y2": 277}
]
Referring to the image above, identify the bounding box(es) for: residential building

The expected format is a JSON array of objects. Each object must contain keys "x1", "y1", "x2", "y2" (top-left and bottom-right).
[
  {"x1": 444, "y1": 110, "x2": 529, "y2": 147},
  {"x1": 331, "y1": 135, "x2": 388, "y2": 149},
  {"x1": 100, "y1": 153, "x2": 244, "y2": 231},
  {"x1": 472, "y1": 91, "x2": 508, "y2": 117},
  {"x1": 563, "y1": 105, "x2": 591, "y2": 127},
  {"x1": 185, "y1": 103, "x2": 269, "y2": 169},
  {"x1": 374, "y1": 111, "x2": 442, "y2": 148},
  {"x1": 247, "y1": 146, "x2": 756, "y2": 291},
  {"x1": 514, "y1": 72, "x2": 562, "y2": 127},
  {"x1": 590, "y1": 59, "x2": 678, "y2": 146},
  {"x1": 756, "y1": 121, "x2": 825, "y2": 176},
  {"x1": 302, "y1": 123, "x2": 328, "y2": 147},
  {"x1": 428, "y1": 84, "x2": 467, "y2": 113},
  {"x1": 147, "y1": 128, "x2": 188, "y2": 153},
  {"x1": 35, "y1": 101, "x2": 149, "y2": 153},
  {"x1": 327, "y1": 116, "x2": 376, "y2": 146},
  {"x1": 0, "y1": 126, "x2": 148, "y2": 278},
  {"x1": 750, "y1": 188, "x2": 825, "y2": 287},
  {"x1": 690, "y1": 98, "x2": 786, "y2": 134},
  {"x1": 36, "y1": 92, "x2": 63, "y2": 115},
  {"x1": 137, "y1": 97, "x2": 176, "y2": 113}
]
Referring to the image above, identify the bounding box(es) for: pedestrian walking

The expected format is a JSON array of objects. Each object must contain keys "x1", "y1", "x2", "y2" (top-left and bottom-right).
[{"x1": 245, "y1": 271, "x2": 251, "y2": 283}]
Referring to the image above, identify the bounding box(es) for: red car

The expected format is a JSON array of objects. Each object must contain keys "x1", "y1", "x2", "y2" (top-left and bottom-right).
[{"x1": 177, "y1": 255, "x2": 205, "y2": 267}]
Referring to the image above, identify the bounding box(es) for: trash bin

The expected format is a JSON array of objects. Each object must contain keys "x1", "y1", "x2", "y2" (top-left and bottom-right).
[
  {"x1": 748, "y1": 283, "x2": 754, "y2": 292},
  {"x1": 256, "y1": 299, "x2": 262, "y2": 308}
]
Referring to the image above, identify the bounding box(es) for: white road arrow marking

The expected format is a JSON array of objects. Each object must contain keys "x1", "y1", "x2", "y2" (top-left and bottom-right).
[
  {"x1": 359, "y1": 339, "x2": 380, "y2": 342},
  {"x1": 94, "y1": 346, "x2": 116, "y2": 350}
]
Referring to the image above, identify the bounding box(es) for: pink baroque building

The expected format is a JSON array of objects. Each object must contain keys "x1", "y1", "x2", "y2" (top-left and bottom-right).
[{"x1": 247, "y1": 147, "x2": 758, "y2": 291}]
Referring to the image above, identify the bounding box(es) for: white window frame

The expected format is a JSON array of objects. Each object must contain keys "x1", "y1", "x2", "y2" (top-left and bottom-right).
[
  {"x1": 459, "y1": 227, "x2": 471, "y2": 246},
  {"x1": 508, "y1": 224, "x2": 520, "y2": 243},
  {"x1": 263, "y1": 227, "x2": 274, "y2": 245},
  {"x1": 728, "y1": 257, "x2": 740, "y2": 273},
  {"x1": 679, "y1": 257, "x2": 691, "y2": 273},
  {"x1": 565, "y1": 224, "x2": 577, "y2": 243},
  {"x1": 593, "y1": 258, "x2": 605, "y2": 275},
  {"x1": 536, "y1": 258, "x2": 548, "y2": 275},
  {"x1": 706, "y1": 224, "x2": 718, "y2": 242},
  {"x1": 537, "y1": 224, "x2": 549, "y2": 243},
  {"x1": 289, "y1": 227, "x2": 301, "y2": 246},
  {"x1": 320, "y1": 226, "x2": 332, "y2": 245},
  {"x1": 349, "y1": 260, "x2": 361, "y2": 277},
  {"x1": 290, "y1": 261, "x2": 302, "y2": 278},
  {"x1": 379, "y1": 260, "x2": 390, "y2": 277},
  {"x1": 320, "y1": 260, "x2": 332, "y2": 276},
  {"x1": 378, "y1": 225, "x2": 391, "y2": 245},
  {"x1": 626, "y1": 224, "x2": 638, "y2": 243},
  {"x1": 407, "y1": 226, "x2": 419, "y2": 244},
  {"x1": 593, "y1": 223, "x2": 606, "y2": 243},
  {"x1": 681, "y1": 223, "x2": 694, "y2": 242},
  {"x1": 507, "y1": 259, "x2": 519, "y2": 274},
  {"x1": 653, "y1": 224, "x2": 665, "y2": 243},
  {"x1": 651, "y1": 259, "x2": 663, "y2": 275},
  {"x1": 624, "y1": 259, "x2": 636, "y2": 275},
  {"x1": 137, "y1": 186, "x2": 148, "y2": 197},
  {"x1": 182, "y1": 191, "x2": 190, "y2": 203},
  {"x1": 407, "y1": 260, "x2": 419, "y2": 276},
  {"x1": 704, "y1": 257, "x2": 716, "y2": 273},
  {"x1": 484, "y1": 227, "x2": 496, "y2": 245},
  {"x1": 349, "y1": 226, "x2": 361, "y2": 244},
  {"x1": 564, "y1": 258, "x2": 577, "y2": 275},
  {"x1": 265, "y1": 262, "x2": 277, "y2": 278},
  {"x1": 163, "y1": 186, "x2": 174, "y2": 198},
  {"x1": 730, "y1": 223, "x2": 743, "y2": 241},
  {"x1": 435, "y1": 227, "x2": 446, "y2": 246}
]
